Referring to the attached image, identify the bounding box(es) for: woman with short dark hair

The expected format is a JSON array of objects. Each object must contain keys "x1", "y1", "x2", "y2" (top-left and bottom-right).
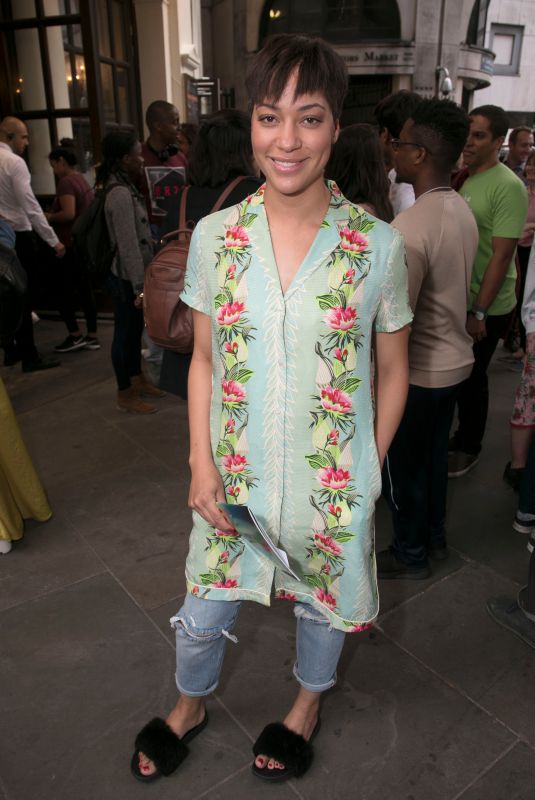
[{"x1": 132, "y1": 34, "x2": 411, "y2": 783}]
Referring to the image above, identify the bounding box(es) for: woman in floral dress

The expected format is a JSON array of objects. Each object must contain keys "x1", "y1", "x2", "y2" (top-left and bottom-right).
[{"x1": 131, "y1": 34, "x2": 412, "y2": 784}]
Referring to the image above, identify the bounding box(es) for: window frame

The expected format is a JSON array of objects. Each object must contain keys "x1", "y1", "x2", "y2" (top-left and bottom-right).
[
  {"x1": 489, "y1": 22, "x2": 524, "y2": 76},
  {"x1": 0, "y1": 0, "x2": 143, "y2": 167}
]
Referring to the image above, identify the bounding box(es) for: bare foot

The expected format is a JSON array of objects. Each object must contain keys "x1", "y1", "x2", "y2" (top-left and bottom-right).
[
  {"x1": 137, "y1": 696, "x2": 206, "y2": 778},
  {"x1": 254, "y1": 691, "x2": 320, "y2": 772}
]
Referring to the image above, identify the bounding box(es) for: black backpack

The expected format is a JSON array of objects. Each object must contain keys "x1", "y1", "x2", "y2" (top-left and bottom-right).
[
  {"x1": 0, "y1": 242, "x2": 27, "y2": 339},
  {"x1": 71, "y1": 185, "x2": 117, "y2": 280}
]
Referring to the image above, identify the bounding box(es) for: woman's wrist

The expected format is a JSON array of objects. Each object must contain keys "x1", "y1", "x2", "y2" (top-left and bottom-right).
[{"x1": 189, "y1": 452, "x2": 216, "y2": 471}]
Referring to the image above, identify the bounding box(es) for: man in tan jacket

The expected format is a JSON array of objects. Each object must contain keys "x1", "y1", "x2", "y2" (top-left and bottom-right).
[{"x1": 377, "y1": 98, "x2": 478, "y2": 579}]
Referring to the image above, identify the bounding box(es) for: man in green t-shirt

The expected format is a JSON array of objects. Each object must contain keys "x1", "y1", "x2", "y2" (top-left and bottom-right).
[{"x1": 449, "y1": 105, "x2": 528, "y2": 478}]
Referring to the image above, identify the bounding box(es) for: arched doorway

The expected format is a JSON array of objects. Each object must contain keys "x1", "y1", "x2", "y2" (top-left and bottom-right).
[{"x1": 258, "y1": 1, "x2": 401, "y2": 123}]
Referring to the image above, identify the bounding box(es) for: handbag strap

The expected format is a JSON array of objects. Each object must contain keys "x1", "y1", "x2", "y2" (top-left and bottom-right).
[
  {"x1": 160, "y1": 177, "x2": 247, "y2": 246},
  {"x1": 210, "y1": 176, "x2": 247, "y2": 214},
  {"x1": 178, "y1": 185, "x2": 190, "y2": 231}
]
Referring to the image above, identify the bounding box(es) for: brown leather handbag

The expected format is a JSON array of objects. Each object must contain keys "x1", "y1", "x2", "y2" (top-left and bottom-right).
[{"x1": 143, "y1": 177, "x2": 245, "y2": 352}]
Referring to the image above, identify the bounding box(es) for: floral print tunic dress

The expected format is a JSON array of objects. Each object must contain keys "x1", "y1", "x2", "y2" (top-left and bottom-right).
[{"x1": 180, "y1": 181, "x2": 412, "y2": 633}]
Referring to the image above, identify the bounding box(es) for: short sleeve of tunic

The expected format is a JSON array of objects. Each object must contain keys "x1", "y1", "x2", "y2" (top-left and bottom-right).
[
  {"x1": 373, "y1": 228, "x2": 413, "y2": 333},
  {"x1": 181, "y1": 220, "x2": 211, "y2": 315}
]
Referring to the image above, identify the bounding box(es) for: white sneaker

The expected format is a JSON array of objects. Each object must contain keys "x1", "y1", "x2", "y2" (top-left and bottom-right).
[{"x1": 0, "y1": 540, "x2": 12, "y2": 554}]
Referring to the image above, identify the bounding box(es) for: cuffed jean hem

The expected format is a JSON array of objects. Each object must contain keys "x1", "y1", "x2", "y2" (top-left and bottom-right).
[
  {"x1": 174, "y1": 676, "x2": 219, "y2": 698},
  {"x1": 292, "y1": 663, "x2": 337, "y2": 693}
]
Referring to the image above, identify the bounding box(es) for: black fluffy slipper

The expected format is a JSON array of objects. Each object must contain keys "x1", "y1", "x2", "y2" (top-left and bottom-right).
[
  {"x1": 130, "y1": 713, "x2": 209, "y2": 782},
  {"x1": 251, "y1": 718, "x2": 321, "y2": 782}
]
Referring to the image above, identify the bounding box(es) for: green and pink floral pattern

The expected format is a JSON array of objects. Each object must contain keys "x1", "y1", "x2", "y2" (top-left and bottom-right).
[
  {"x1": 299, "y1": 203, "x2": 376, "y2": 629},
  {"x1": 199, "y1": 202, "x2": 259, "y2": 590},
  {"x1": 181, "y1": 181, "x2": 412, "y2": 631}
]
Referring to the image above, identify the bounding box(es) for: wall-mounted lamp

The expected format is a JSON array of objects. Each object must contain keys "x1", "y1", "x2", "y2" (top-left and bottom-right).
[{"x1": 436, "y1": 66, "x2": 453, "y2": 97}]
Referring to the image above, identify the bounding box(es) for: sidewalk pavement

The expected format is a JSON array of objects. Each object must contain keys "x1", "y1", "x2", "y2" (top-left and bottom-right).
[{"x1": 0, "y1": 320, "x2": 533, "y2": 800}]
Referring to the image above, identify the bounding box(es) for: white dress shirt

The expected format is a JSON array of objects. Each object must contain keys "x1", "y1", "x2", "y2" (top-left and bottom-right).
[
  {"x1": 388, "y1": 168, "x2": 416, "y2": 217},
  {"x1": 0, "y1": 142, "x2": 58, "y2": 247}
]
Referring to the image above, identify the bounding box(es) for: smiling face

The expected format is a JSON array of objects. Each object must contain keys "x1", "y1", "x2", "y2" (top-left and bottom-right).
[
  {"x1": 509, "y1": 130, "x2": 534, "y2": 167},
  {"x1": 251, "y1": 71, "x2": 339, "y2": 202},
  {"x1": 463, "y1": 115, "x2": 503, "y2": 174}
]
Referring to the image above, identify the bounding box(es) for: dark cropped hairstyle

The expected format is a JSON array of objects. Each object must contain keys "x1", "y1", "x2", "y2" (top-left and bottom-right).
[
  {"x1": 326, "y1": 124, "x2": 393, "y2": 222},
  {"x1": 187, "y1": 109, "x2": 255, "y2": 187},
  {"x1": 374, "y1": 90, "x2": 422, "y2": 138},
  {"x1": 409, "y1": 98, "x2": 470, "y2": 171},
  {"x1": 245, "y1": 34, "x2": 348, "y2": 122},
  {"x1": 146, "y1": 100, "x2": 177, "y2": 130},
  {"x1": 470, "y1": 104, "x2": 509, "y2": 140},
  {"x1": 95, "y1": 130, "x2": 139, "y2": 186},
  {"x1": 49, "y1": 137, "x2": 78, "y2": 166}
]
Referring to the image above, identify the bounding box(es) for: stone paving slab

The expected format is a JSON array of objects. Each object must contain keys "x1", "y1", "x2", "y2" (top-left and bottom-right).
[
  {"x1": 65, "y1": 461, "x2": 192, "y2": 609},
  {"x1": 379, "y1": 562, "x2": 535, "y2": 746},
  {"x1": 148, "y1": 597, "x2": 518, "y2": 800},
  {"x1": 0, "y1": 514, "x2": 104, "y2": 613},
  {"x1": 1, "y1": 320, "x2": 532, "y2": 800},
  {"x1": 455, "y1": 742, "x2": 535, "y2": 800},
  {"x1": 0, "y1": 573, "x2": 256, "y2": 800},
  {"x1": 14, "y1": 399, "x2": 150, "y2": 495},
  {"x1": 375, "y1": 496, "x2": 468, "y2": 615},
  {"x1": 0, "y1": 322, "x2": 113, "y2": 416}
]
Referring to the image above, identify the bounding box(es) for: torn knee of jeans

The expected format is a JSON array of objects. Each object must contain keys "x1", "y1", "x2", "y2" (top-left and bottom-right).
[
  {"x1": 169, "y1": 613, "x2": 238, "y2": 643},
  {"x1": 293, "y1": 604, "x2": 331, "y2": 626}
]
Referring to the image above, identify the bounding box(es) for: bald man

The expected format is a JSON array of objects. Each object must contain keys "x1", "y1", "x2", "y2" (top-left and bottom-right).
[{"x1": 0, "y1": 117, "x2": 64, "y2": 371}]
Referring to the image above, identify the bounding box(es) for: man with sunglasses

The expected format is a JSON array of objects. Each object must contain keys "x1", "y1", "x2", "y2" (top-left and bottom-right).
[
  {"x1": 374, "y1": 90, "x2": 422, "y2": 215},
  {"x1": 377, "y1": 99, "x2": 478, "y2": 579}
]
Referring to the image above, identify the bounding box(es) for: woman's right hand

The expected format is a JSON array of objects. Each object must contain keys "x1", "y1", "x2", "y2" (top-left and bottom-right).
[{"x1": 188, "y1": 461, "x2": 234, "y2": 532}]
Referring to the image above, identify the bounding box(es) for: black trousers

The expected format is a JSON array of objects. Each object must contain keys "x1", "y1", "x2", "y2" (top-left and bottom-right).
[
  {"x1": 6, "y1": 231, "x2": 39, "y2": 364},
  {"x1": 453, "y1": 313, "x2": 511, "y2": 455},
  {"x1": 49, "y1": 245, "x2": 97, "y2": 334},
  {"x1": 383, "y1": 383, "x2": 460, "y2": 566},
  {"x1": 108, "y1": 276, "x2": 143, "y2": 391},
  {"x1": 518, "y1": 438, "x2": 535, "y2": 615}
]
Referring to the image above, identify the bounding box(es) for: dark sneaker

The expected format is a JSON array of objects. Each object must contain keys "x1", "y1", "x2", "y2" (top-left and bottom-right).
[
  {"x1": 503, "y1": 462, "x2": 523, "y2": 492},
  {"x1": 54, "y1": 335, "x2": 86, "y2": 353},
  {"x1": 22, "y1": 356, "x2": 60, "y2": 372},
  {"x1": 429, "y1": 545, "x2": 449, "y2": 561},
  {"x1": 376, "y1": 548, "x2": 431, "y2": 580},
  {"x1": 448, "y1": 451, "x2": 479, "y2": 478},
  {"x1": 512, "y1": 513, "x2": 535, "y2": 535},
  {"x1": 487, "y1": 595, "x2": 535, "y2": 648},
  {"x1": 83, "y1": 335, "x2": 101, "y2": 350},
  {"x1": 447, "y1": 435, "x2": 459, "y2": 454}
]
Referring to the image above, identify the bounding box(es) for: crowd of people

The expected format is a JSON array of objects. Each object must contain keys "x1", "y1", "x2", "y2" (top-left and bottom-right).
[{"x1": 0, "y1": 30, "x2": 534, "y2": 783}]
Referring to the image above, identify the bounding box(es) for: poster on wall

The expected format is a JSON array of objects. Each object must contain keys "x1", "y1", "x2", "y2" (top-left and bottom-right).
[{"x1": 144, "y1": 166, "x2": 186, "y2": 236}]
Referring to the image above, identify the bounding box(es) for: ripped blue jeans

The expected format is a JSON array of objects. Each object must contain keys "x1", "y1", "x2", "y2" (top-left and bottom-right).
[{"x1": 170, "y1": 593, "x2": 346, "y2": 697}]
